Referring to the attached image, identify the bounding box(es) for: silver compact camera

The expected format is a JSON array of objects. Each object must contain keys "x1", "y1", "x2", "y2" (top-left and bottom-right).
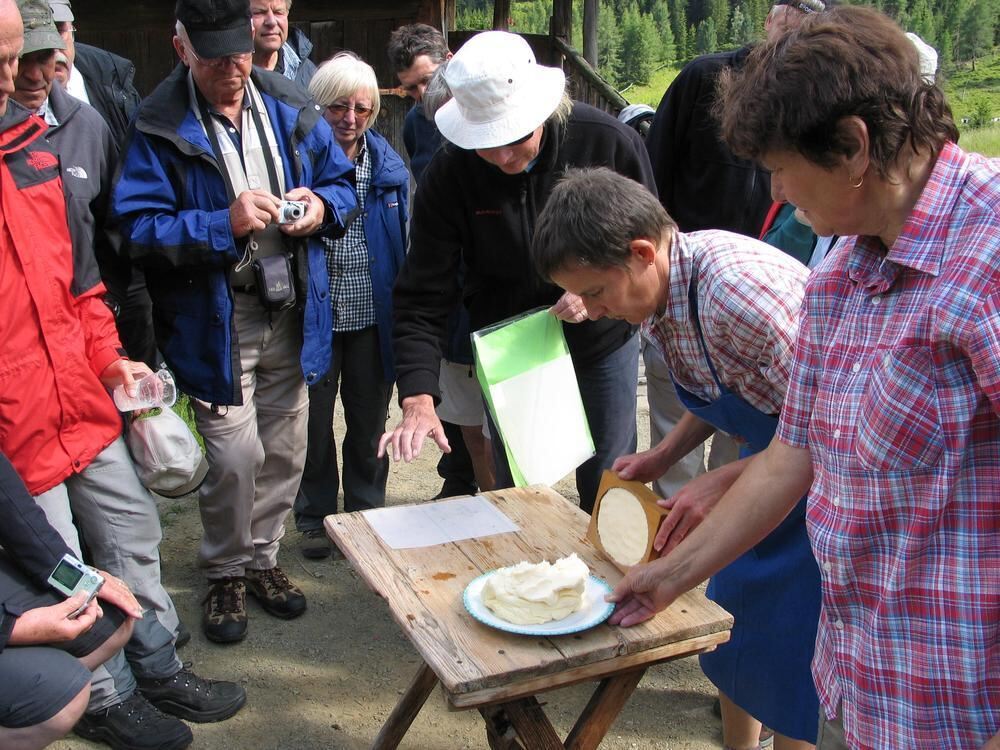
[
  {"x1": 47, "y1": 553, "x2": 105, "y2": 618},
  {"x1": 277, "y1": 200, "x2": 307, "y2": 224}
]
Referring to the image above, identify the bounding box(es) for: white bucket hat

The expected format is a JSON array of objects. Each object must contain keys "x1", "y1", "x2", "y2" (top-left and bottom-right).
[
  {"x1": 435, "y1": 31, "x2": 566, "y2": 150},
  {"x1": 126, "y1": 407, "x2": 209, "y2": 498}
]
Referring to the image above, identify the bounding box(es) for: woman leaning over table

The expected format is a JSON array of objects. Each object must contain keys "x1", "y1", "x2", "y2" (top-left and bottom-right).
[
  {"x1": 292, "y1": 53, "x2": 409, "y2": 557},
  {"x1": 608, "y1": 6, "x2": 1000, "y2": 749}
]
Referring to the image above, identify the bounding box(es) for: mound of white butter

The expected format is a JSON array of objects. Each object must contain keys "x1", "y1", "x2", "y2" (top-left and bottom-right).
[{"x1": 481, "y1": 553, "x2": 589, "y2": 625}]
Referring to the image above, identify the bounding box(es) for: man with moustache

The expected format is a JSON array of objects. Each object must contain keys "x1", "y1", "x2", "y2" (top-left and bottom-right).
[{"x1": 113, "y1": 0, "x2": 357, "y2": 644}]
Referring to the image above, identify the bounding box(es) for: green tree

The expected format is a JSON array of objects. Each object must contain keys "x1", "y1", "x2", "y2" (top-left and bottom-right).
[
  {"x1": 958, "y1": 0, "x2": 995, "y2": 67},
  {"x1": 970, "y1": 96, "x2": 992, "y2": 128},
  {"x1": 746, "y1": 0, "x2": 769, "y2": 35},
  {"x1": 620, "y1": 2, "x2": 659, "y2": 84},
  {"x1": 669, "y1": 0, "x2": 690, "y2": 63},
  {"x1": 597, "y1": 0, "x2": 623, "y2": 86},
  {"x1": 908, "y1": 0, "x2": 937, "y2": 42},
  {"x1": 695, "y1": 17, "x2": 718, "y2": 54},
  {"x1": 729, "y1": 4, "x2": 756, "y2": 47},
  {"x1": 687, "y1": 23, "x2": 699, "y2": 59},
  {"x1": 510, "y1": 0, "x2": 551, "y2": 34},
  {"x1": 650, "y1": 0, "x2": 677, "y2": 62},
  {"x1": 707, "y1": 0, "x2": 730, "y2": 40},
  {"x1": 455, "y1": 4, "x2": 490, "y2": 30}
]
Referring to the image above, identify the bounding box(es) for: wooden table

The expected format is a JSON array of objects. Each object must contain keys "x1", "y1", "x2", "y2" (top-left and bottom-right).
[{"x1": 326, "y1": 485, "x2": 732, "y2": 750}]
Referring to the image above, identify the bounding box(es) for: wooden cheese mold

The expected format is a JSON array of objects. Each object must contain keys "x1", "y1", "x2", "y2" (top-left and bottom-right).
[{"x1": 587, "y1": 470, "x2": 669, "y2": 573}]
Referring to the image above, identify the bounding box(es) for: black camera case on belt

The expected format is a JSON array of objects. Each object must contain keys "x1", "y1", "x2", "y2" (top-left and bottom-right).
[{"x1": 251, "y1": 253, "x2": 297, "y2": 311}]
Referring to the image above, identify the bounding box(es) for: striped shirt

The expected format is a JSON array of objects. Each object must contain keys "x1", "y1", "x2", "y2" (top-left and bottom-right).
[
  {"x1": 642, "y1": 230, "x2": 808, "y2": 417},
  {"x1": 325, "y1": 134, "x2": 375, "y2": 332},
  {"x1": 777, "y1": 142, "x2": 1000, "y2": 749}
]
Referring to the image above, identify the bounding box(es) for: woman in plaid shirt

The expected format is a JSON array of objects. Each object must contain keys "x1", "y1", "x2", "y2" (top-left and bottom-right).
[{"x1": 608, "y1": 6, "x2": 1000, "y2": 749}]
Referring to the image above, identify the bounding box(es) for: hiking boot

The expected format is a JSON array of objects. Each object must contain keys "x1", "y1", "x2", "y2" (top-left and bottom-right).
[
  {"x1": 202, "y1": 577, "x2": 247, "y2": 644},
  {"x1": 74, "y1": 692, "x2": 193, "y2": 750},
  {"x1": 300, "y1": 528, "x2": 332, "y2": 560},
  {"x1": 138, "y1": 665, "x2": 246, "y2": 723},
  {"x1": 245, "y1": 566, "x2": 306, "y2": 619}
]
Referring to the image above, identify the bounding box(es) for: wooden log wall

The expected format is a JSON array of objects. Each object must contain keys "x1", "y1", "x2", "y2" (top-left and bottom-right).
[{"x1": 68, "y1": 0, "x2": 445, "y2": 167}]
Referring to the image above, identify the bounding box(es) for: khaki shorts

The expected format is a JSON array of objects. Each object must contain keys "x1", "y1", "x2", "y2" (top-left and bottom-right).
[{"x1": 437, "y1": 359, "x2": 485, "y2": 427}]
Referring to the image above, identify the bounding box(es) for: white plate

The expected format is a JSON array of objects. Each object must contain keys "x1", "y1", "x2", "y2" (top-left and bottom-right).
[{"x1": 463, "y1": 571, "x2": 615, "y2": 636}]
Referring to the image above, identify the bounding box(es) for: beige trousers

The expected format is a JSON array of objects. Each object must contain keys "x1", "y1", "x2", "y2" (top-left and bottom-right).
[{"x1": 192, "y1": 293, "x2": 308, "y2": 579}]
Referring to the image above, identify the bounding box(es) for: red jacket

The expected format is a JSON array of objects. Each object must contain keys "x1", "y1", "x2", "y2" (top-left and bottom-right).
[{"x1": 0, "y1": 108, "x2": 123, "y2": 494}]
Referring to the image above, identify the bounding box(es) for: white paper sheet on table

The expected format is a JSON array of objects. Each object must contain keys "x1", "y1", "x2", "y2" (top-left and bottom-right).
[{"x1": 362, "y1": 496, "x2": 520, "y2": 549}]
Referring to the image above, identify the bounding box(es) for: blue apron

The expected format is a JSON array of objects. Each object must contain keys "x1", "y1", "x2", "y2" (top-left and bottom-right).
[{"x1": 669, "y1": 270, "x2": 820, "y2": 742}]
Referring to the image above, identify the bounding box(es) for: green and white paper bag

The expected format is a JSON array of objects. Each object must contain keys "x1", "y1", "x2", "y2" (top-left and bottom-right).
[{"x1": 473, "y1": 308, "x2": 595, "y2": 487}]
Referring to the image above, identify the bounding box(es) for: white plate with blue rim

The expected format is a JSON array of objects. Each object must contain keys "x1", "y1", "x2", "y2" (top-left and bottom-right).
[{"x1": 463, "y1": 570, "x2": 615, "y2": 636}]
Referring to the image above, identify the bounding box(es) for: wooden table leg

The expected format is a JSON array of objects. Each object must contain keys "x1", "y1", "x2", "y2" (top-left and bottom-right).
[
  {"x1": 370, "y1": 662, "x2": 439, "y2": 750},
  {"x1": 564, "y1": 667, "x2": 647, "y2": 750},
  {"x1": 480, "y1": 698, "x2": 565, "y2": 750}
]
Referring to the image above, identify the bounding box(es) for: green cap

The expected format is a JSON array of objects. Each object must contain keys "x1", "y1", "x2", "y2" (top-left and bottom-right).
[{"x1": 17, "y1": 0, "x2": 66, "y2": 56}]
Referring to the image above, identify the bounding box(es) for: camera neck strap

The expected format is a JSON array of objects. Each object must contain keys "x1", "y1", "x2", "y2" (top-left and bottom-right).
[{"x1": 191, "y1": 75, "x2": 287, "y2": 273}]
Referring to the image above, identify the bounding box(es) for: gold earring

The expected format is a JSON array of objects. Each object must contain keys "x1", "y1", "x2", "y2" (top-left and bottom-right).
[{"x1": 850, "y1": 174, "x2": 864, "y2": 189}]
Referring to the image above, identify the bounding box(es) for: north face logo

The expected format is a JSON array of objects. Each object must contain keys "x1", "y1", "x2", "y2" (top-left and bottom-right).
[{"x1": 26, "y1": 151, "x2": 58, "y2": 171}]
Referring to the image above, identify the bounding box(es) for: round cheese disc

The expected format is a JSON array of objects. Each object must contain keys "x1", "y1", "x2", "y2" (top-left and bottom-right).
[{"x1": 596, "y1": 487, "x2": 649, "y2": 567}]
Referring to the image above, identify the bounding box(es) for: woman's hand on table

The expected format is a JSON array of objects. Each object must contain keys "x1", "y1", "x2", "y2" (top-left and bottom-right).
[
  {"x1": 605, "y1": 557, "x2": 678, "y2": 627},
  {"x1": 378, "y1": 394, "x2": 451, "y2": 462}
]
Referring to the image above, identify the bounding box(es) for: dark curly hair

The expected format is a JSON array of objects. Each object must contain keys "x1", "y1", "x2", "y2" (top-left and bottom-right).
[
  {"x1": 531, "y1": 168, "x2": 676, "y2": 282},
  {"x1": 716, "y1": 5, "x2": 957, "y2": 177},
  {"x1": 386, "y1": 24, "x2": 449, "y2": 73}
]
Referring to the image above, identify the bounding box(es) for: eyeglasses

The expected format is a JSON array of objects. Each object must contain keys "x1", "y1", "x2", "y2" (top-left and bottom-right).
[
  {"x1": 187, "y1": 46, "x2": 252, "y2": 70},
  {"x1": 327, "y1": 103, "x2": 374, "y2": 120}
]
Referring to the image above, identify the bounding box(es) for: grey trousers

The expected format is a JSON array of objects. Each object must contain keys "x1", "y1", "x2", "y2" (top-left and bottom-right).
[
  {"x1": 643, "y1": 340, "x2": 740, "y2": 498},
  {"x1": 34, "y1": 437, "x2": 182, "y2": 711},
  {"x1": 192, "y1": 294, "x2": 308, "y2": 579}
]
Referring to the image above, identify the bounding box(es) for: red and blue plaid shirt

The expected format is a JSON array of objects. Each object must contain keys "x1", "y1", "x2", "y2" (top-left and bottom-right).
[
  {"x1": 642, "y1": 230, "x2": 808, "y2": 416},
  {"x1": 777, "y1": 142, "x2": 1000, "y2": 749}
]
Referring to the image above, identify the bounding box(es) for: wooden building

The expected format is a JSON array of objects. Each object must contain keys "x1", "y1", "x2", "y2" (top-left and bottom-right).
[{"x1": 70, "y1": 0, "x2": 624, "y2": 156}]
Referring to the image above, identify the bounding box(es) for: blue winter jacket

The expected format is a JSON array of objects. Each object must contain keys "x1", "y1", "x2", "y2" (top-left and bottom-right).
[
  {"x1": 112, "y1": 65, "x2": 358, "y2": 405},
  {"x1": 356, "y1": 129, "x2": 409, "y2": 382}
]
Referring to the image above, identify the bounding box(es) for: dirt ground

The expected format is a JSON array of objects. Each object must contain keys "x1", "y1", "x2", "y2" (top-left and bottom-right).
[{"x1": 53, "y1": 372, "x2": 724, "y2": 750}]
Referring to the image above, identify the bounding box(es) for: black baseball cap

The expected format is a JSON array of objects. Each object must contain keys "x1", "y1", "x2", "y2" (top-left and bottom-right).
[{"x1": 175, "y1": 0, "x2": 253, "y2": 59}]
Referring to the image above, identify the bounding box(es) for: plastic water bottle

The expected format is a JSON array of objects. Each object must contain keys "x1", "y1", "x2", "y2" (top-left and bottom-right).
[{"x1": 113, "y1": 368, "x2": 177, "y2": 412}]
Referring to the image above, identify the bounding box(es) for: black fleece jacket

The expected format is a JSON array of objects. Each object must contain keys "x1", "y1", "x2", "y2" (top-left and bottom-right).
[
  {"x1": 645, "y1": 47, "x2": 772, "y2": 236},
  {"x1": 392, "y1": 102, "x2": 655, "y2": 403},
  {"x1": 0, "y1": 454, "x2": 74, "y2": 651}
]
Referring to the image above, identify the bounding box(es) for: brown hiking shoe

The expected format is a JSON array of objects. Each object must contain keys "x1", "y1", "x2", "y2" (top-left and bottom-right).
[
  {"x1": 245, "y1": 566, "x2": 306, "y2": 619},
  {"x1": 201, "y1": 577, "x2": 247, "y2": 643}
]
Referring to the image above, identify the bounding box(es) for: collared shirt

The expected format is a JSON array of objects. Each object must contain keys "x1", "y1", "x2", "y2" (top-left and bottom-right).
[
  {"x1": 642, "y1": 230, "x2": 808, "y2": 416},
  {"x1": 65, "y1": 64, "x2": 91, "y2": 105},
  {"x1": 777, "y1": 142, "x2": 1000, "y2": 749},
  {"x1": 35, "y1": 99, "x2": 59, "y2": 127},
  {"x1": 276, "y1": 41, "x2": 301, "y2": 82},
  {"x1": 325, "y1": 134, "x2": 375, "y2": 331}
]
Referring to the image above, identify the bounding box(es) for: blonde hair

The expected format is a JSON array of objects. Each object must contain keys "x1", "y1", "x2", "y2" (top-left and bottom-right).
[{"x1": 309, "y1": 51, "x2": 381, "y2": 131}]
